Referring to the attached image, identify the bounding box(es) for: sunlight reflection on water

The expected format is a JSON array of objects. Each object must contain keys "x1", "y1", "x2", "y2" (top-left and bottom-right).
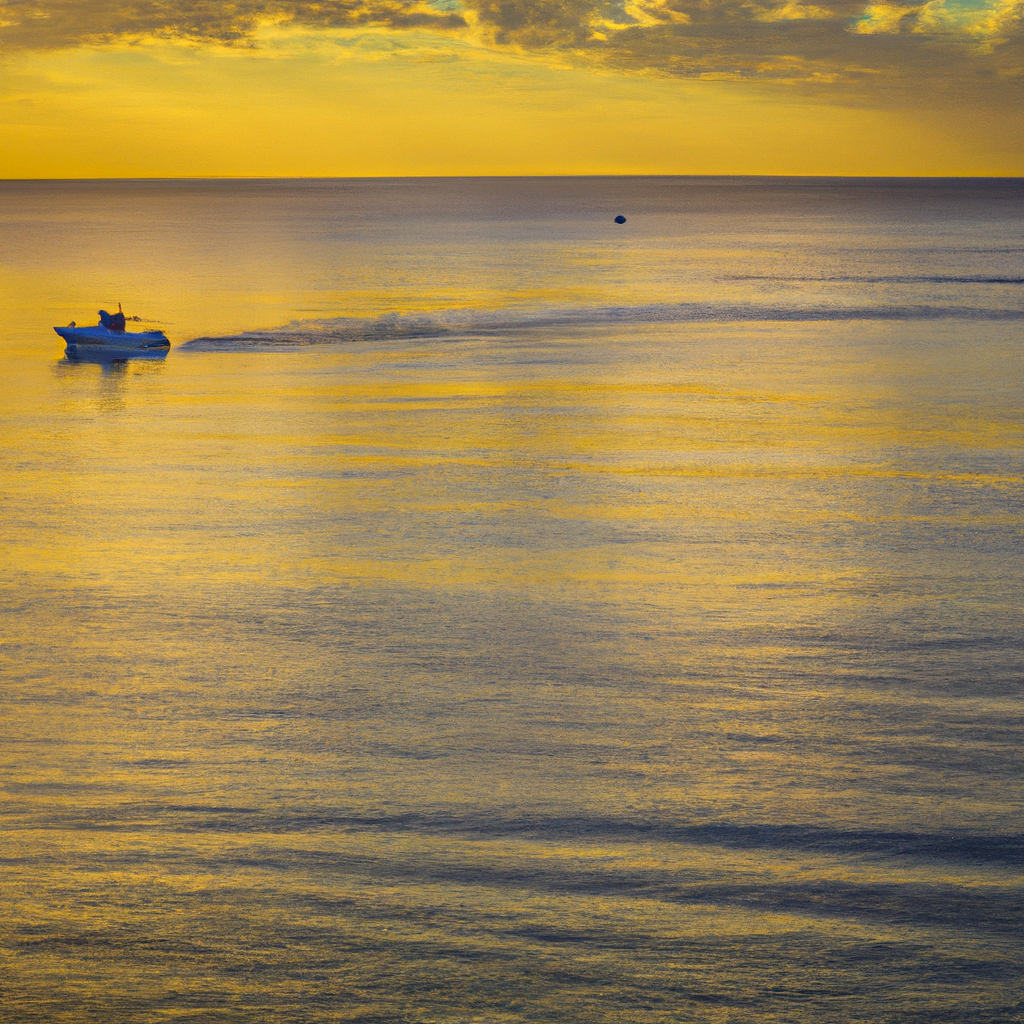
[{"x1": 1, "y1": 178, "x2": 1022, "y2": 1022}]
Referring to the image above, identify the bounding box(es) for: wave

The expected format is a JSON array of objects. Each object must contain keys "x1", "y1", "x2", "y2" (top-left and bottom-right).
[
  {"x1": 182, "y1": 301, "x2": 1024, "y2": 350},
  {"x1": 47, "y1": 803, "x2": 1024, "y2": 869},
  {"x1": 730, "y1": 275, "x2": 1024, "y2": 284}
]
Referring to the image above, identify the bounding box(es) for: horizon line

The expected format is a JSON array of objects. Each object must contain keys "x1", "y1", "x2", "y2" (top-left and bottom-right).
[{"x1": 3, "y1": 174, "x2": 1024, "y2": 183}]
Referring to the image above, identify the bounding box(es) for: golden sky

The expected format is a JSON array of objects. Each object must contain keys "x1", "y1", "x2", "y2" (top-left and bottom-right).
[{"x1": 0, "y1": 0, "x2": 1021, "y2": 175}]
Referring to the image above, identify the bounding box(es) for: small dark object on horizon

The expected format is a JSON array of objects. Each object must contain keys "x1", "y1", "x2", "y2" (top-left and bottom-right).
[{"x1": 614, "y1": 215, "x2": 627, "y2": 224}]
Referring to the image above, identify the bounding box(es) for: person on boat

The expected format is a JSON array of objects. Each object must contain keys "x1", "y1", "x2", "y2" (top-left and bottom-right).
[{"x1": 98, "y1": 303, "x2": 127, "y2": 332}]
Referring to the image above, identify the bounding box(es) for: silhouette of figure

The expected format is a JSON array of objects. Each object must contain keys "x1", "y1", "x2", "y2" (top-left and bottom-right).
[{"x1": 99, "y1": 303, "x2": 127, "y2": 332}]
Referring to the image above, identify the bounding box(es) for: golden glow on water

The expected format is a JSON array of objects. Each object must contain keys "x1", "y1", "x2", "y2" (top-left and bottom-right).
[{"x1": 1, "y1": 179, "x2": 1022, "y2": 1020}]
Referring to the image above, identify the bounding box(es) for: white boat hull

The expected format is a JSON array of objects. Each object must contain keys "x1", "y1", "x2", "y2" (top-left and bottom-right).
[{"x1": 54, "y1": 325, "x2": 170, "y2": 360}]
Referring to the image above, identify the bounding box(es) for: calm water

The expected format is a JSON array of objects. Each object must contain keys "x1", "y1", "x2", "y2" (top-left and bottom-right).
[{"x1": 1, "y1": 178, "x2": 1022, "y2": 1022}]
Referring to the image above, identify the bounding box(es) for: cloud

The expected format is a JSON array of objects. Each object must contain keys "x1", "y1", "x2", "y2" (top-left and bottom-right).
[
  {"x1": 849, "y1": 2, "x2": 921, "y2": 32},
  {"x1": 0, "y1": 0, "x2": 467, "y2": 51},
  {"x1": 1, "y1": 0, "x2": 1021, "y2": 94}
]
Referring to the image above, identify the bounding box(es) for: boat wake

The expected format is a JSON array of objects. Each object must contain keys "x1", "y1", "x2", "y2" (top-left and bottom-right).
[{"x1": 181, "y1": 300, "x2": 1024, "y2": 351}]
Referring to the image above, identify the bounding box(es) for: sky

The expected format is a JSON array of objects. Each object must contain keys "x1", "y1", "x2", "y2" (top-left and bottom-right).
[{"x1": 0, "y1": 0, "x2": 1021, "y2": 175}]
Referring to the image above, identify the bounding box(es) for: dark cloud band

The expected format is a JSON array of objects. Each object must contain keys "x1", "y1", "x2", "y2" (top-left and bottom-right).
[
  {"x1": 0, "y1": 0, "x2": 467, "y2": 50},
  {"x1": 1, "y1": 0, "x2": 1021, "y2": 93}
]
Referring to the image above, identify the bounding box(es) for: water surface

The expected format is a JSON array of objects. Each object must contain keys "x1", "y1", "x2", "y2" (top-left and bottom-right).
[{"x1": 1, "y1": 177, "x2": 1022, "y2": 1022}]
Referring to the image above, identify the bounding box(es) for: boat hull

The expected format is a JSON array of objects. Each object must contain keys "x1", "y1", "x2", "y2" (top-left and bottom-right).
[{"x1": 54, "y1": 325, "x2": 170, "y2": 361}]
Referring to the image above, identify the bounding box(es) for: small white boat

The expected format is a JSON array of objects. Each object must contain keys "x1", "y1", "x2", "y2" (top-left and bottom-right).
[{"x1": 54, "y1": 324, "x2": 170, "y2": 360}]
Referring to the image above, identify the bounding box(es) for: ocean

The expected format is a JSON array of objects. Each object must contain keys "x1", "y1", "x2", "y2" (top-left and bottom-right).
[{"x1": 0, "y1": 177, "x2": 1021, "y2": 1022}]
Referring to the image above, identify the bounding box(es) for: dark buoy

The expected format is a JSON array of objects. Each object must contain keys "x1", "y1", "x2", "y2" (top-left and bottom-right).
[{"x1": 614, "y1": 215, "x2": 626, "y2": 224}]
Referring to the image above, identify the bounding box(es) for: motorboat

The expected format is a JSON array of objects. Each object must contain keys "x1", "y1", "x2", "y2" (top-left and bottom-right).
[{"x1": 55, "y1": 323, "x2": 170, "y2": 360}]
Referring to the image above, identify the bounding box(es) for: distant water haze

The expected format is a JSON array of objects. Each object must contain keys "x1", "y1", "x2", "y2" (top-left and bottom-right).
[{"x1": 0, "y1": 177, "x2": 1022, "y2": 1022}]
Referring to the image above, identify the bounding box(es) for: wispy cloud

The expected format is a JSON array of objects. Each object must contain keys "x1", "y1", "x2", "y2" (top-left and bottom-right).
[{"x1": 1, "y1": 0, "x2": 1021, "y2": 91}]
